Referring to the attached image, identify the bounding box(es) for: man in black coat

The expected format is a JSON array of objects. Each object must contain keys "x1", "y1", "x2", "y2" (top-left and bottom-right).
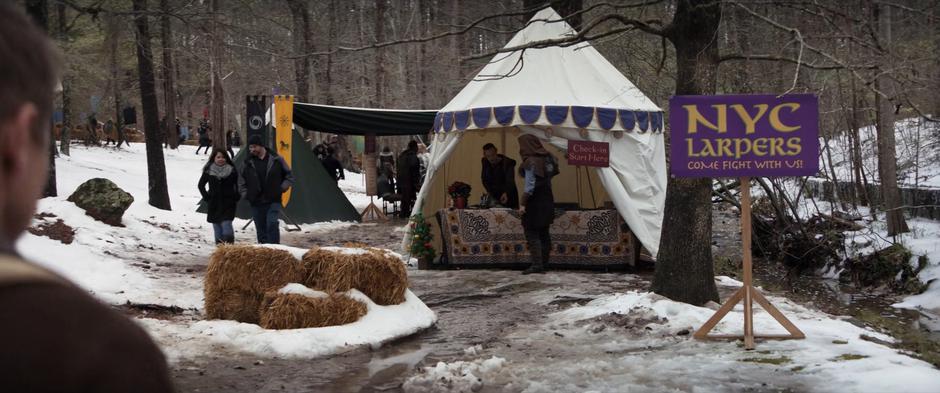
[
  {"x1": 397, "y1": 140, "x2": 421, "y2": 218},
  {"x1": 321, "y1": 147, "x2": 345, "y2": 183},
  {"x1": 481, "y1": 143, "x2": 519, "y2": 209},
  {"x1": 238, "y1": 135, "x2": 295, "y2": 244}
]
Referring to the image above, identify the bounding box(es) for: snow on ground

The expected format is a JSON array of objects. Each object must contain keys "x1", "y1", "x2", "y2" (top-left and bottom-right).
[
  {"x1": 14, "y1": 143, "x2": 436, "y2": 361},
  {"x1": 142, "y1": 287, "x2": 435, "y2": 361},
  {"x1": 821, "y1": 116, "x2": 940, "y2": 188},
  {"x1": 807, "y1": 116, "x2": 940, "y2": 317},
  {"x1": 337, "y1": 170, "x2": 375, "y2": 210},
  {"x1": 16, "y1": 144, "x2": 365, "y2": 306},
  {"x1": 405, "y1": 286, "x2": 940, "y2": 393}
]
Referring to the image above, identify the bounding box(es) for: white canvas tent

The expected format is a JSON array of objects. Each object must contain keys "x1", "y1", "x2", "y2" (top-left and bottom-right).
[{"x1": 408, "y1": 7, "x2": 667, "y2": 257}]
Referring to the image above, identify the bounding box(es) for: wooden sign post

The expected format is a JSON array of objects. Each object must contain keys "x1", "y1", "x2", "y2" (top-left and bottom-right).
[
  {"x1": 692, "y1": 176, "x2": 805, "y2": 349},
  {"x1": 669, "y1": 94, "x2": 819, "y2": 350},
  {"x1": 360, "y1": 134, "x2": 387, "y2": 221}
]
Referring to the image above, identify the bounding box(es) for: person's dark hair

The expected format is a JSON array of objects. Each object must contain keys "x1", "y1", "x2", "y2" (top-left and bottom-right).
[
  {"x1": 482, "y1": 143, "x2": 496, "y2": 151},
  {"x1": 203, "y1": 148, "x2": 234, "y2": 171},
  {"x1": 382, "y1": 146, "x2": 391, "y2": 153},
  {"x1": 0, "y1": 3, "x2": 60, "y2": 143},
  {"x1": 407, "y1": 140, "x2": 418, "y2": 151}
]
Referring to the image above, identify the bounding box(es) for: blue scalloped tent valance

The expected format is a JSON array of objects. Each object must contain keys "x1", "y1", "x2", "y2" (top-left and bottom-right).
[{"x1": 432, "y1": 106, "x2": 664, "y2": 133}]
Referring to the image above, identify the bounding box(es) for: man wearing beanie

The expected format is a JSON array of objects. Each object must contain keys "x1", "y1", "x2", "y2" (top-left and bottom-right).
[{"x1": 238, "y1": 135, "x2": 294, "y2": 244}]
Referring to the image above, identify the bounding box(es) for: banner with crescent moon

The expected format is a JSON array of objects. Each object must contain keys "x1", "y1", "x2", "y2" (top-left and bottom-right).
[{"x1": 274, "y1": 95, "x2": 294, "y2": 206}]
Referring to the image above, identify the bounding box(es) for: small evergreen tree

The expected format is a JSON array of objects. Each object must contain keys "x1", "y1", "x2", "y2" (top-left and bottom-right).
[{"x1": 409, "y1": 213, "x2": 435, "y2": 262}]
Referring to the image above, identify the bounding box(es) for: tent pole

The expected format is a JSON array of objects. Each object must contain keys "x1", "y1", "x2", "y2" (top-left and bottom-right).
[
  {"x1": 586, "y1": 166, "x2": 597, "y2": 208},
  {"x1": 280, "y1": 211, "x2": 303, "y2": 232}
]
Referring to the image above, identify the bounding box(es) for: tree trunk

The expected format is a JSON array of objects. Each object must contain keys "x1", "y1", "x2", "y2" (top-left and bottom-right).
[
  {"x1": 324, "y1": 0, "x2": 337, "y2": 105},
  {"x1": 849, "y1": 77, "x2": 868, "y2": 207},
  {"x1": 651, "y1": 0, "x2": 721, "y2": 306},
  {"x1": 209, "y1": 0, "x2": 226, "y2": 150},
  {"x1": 873, "y1": 4, "x2": 908, "y2": 235},
  {"x1": 108, "y1": 13, "x2": 125, "y2": 147},
  {"x1": 133, "y1": 0, "x2": 171, "y2": 210},
  {"x1": 374, "y1": 0, "x2": 387, "y2": 108},
  {"x1": 53, "y1": 3, "x2": 70, "y2": 157},
  {"x1": 286, "y1": 0, "x2": 311, "y2": 102},
  {"x1": 26, "y1": 0, "x2": 56, "y2": 197},
  {"x1": 160, "y1": 0, "x2": 178, "y2": 149},
  {"x1": 418, "y1": 0, "x2": 429, "y2": 108},
  {"x1": 934, "y1": 5, "x2": 940, "y2": 117}
]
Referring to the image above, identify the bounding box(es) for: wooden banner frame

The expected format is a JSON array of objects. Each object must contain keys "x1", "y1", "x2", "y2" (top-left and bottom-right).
[{"x1": 693, "y1": 176, "x2": 805, "y2": 349}]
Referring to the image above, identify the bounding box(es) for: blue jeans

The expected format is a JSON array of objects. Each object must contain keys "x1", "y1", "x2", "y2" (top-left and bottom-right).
[
  {"x1": 212, "y1": 220, "x2": 234, "y2": 243},
  {"x1": 251, "y1": 203, "x2": 281, "y2": 244}
]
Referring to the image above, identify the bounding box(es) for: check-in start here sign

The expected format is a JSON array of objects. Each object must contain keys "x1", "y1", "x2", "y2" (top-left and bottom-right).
[
  {"x1": 669, "y1": 94, "x2": 819, "y2": 178},
  {"x1": 567, "y1": 140, "x2": 610, "y2": 167}
]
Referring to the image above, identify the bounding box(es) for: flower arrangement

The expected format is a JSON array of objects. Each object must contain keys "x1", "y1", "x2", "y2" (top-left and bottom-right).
[
  {"x1": 409, "y1": 213, "x2": 435, "y2": 266},
  {"x1": 447, "y1": 181, "x2": 471, "y2": 199}
]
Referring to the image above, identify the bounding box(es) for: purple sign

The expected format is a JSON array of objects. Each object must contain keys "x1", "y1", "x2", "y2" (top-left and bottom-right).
[{"x1": 669, "y1": 94, "x2": 819, "y2": 178}]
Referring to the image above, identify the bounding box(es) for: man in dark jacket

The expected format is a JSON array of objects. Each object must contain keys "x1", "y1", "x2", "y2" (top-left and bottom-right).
[
  {"x1": 0, "y1": 5, "x2": 174, "y2": 392},
  {"x1": 238, "y1": 135, "x2": 295, "y2": 244},
  {"x1": 321, "y1": 147, "x2": 345, "y2": 183},
  {"x1": 397, "y1": 140, "x2": 421, "y2": 218},
  {"x1": 481, "y1": 143, "x2": 519, "y2": 209}
]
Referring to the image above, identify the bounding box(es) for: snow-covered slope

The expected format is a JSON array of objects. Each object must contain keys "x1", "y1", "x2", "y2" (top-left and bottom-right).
[
  {"x1": 820, "y1": 117, "x2": 940, "y2": 188},
  {"x1": 14, "y1": 143, "x2": 434, "y2": 360}
]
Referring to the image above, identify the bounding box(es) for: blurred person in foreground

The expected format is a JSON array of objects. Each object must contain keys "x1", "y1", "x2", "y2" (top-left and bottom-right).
[{"x1": 0, "y1": 4, "x2": 174, "y2": 392}]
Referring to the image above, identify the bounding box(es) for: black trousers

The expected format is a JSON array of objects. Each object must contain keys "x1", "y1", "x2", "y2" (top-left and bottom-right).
[{"x1": 524, "y1": 227, "x2": 551, "y2": 268}]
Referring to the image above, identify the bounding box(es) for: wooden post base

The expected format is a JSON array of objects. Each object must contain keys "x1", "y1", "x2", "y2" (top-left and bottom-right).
[
  {"x1": 361, "y1": 198, "x2": 387, "y2": 222},
  {"x1": 693, "y1": 284, "x2": 805, "y2": 349}
]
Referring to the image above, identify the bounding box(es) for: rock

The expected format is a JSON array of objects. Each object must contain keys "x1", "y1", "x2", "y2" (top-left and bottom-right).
[{"x1": 67, "y1": 178, "x2": 134, "y2": 226}]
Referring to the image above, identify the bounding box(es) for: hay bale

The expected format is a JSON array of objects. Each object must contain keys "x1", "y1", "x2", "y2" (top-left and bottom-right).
[
  {"x1": 204, "y1": 244, "x2": 304, "y2": 322},
  {"x1": 301, "y1": 247, "x2": 408, "y2": 305},
  {"x1": 259, "y1": 290, "x2": 367, "y2": 330},
  {"x1": 204, "y1": 289, "x2": 264, "y2": 324}
]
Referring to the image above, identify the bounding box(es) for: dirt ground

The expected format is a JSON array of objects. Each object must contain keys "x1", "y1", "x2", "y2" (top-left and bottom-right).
[
  {"x1": 166, "y1": 207, "x2": 930, "y2": 392},
  {"x1": 168, "y1": 219, "x2": 652, "y2": 392}
]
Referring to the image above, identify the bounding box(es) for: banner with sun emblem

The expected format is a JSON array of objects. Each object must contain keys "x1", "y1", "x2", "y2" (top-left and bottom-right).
[{"x1": 274, "y1": 95, "x2": 294, "y2": 206}]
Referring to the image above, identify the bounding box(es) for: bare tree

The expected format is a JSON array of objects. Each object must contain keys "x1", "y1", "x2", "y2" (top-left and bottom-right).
[
  {"x1": 209, "y1": 0, "x2": 226, "y2": 150},
  {"x1": 25, "y1": 0, "x2": 57, "y2": 197},
  {"x1": 649, "y1": 0, "x2": 721, "y2": 305},
  {"x1": 872, "y1": 3, "x2": 909, "y2": 235},
  {"x1": 160, "y1": 0, "x2": 178, "y2": 149},
  {"x1": 104, "y1": 12, "x2": 126, "y2": 148},
  {"x1": 56, "y1": 2, "x2": 72, "y2": 157},
  {"x1": 286, "y1": 0, "x2": 312, "y2": 102},
  {"x1": 132, "y1": 0, "x2": 171, "y2": 210}
]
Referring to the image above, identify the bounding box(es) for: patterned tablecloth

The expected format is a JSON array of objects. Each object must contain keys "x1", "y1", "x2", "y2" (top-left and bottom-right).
[{"x1": 437, "y1": 208, "x2": 636, "y2": 268}]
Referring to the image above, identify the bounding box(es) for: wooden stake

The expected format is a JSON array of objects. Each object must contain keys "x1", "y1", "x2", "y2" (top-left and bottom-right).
[
  {"x1": 693, "y1": 176, "x2": 805, "y2": 349},
  {"x1": 361, "y1": 196, "x2": 388, "y2": 222}
]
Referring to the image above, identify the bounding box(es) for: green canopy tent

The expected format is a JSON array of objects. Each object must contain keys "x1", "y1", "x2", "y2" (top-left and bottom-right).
[
  {"x1": 200, "y1": 128, "x2": 361, "y2": 224},
  {"x1": 199, "y1": 101, "x2": 437, "y2": 225}
]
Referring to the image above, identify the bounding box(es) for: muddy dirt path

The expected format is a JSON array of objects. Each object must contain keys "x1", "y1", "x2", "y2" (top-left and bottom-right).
[{"x1": 170, "y1": 219, "x2": 647, "y2": 392}]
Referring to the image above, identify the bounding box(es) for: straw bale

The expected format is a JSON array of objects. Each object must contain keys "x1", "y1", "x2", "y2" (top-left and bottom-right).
[
  {"x1": 205, "y1": 244, "x2": 303, "y2": 293},
  {"x1": 203, "y1": 289, "x2": 264, "y2": 324},
  {"x1": 204, "y1": 245, "x2": 304, "y2": 322},
  {"x1": 343, "y1": 242, "x2": 370, "y2": 248},
  {"x1": 259, "y1": 291, "x2": 367, "y2": 329},
  {"x1": 301, "y1": 247, "x2": 408, "y2": 305}
]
